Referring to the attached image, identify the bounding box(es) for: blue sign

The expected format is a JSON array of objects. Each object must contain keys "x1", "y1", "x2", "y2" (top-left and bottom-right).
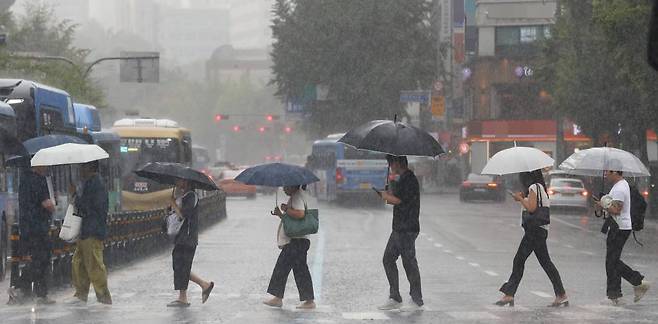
[
  {"x1": 286, "y1": 99, "x2": 304, "y2": 113},
  {"x1": 400, "y1": 91, "x2": 430, "y2": 104}
]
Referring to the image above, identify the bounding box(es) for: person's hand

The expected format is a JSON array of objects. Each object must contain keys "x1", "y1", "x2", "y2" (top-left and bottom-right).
[
  {"x1": 280, "y1": 203, "x2": 288, "y2": 212},
  {"x1": 271, "y1": 206, "x2": 283, "y2": 217},
  {"x1": 512, "y1": 192, "x2": 524, "y2": 202}
]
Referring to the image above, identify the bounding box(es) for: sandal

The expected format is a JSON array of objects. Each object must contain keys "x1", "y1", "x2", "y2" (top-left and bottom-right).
[
  {"x1": 167, "y1": 300, "x2": 191, "y2": 308},
  {"x1": 202, "y1": 282, "x2": 214, "y2": 304}
]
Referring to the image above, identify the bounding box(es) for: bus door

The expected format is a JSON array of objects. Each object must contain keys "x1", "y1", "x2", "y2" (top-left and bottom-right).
[{"x1": 309, "y1": 144, "x2": 337, "y2": 201}]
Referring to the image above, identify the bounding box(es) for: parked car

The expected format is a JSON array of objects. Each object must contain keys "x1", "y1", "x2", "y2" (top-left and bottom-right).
[
  {"x1": 216, "y1": 168, "x2": 257, "y2": 199},
  {"x1": 460, "y1": 173, "x2": 506, "y2": 202},
  {"x1": 548, "y1": 178, "x2": 589, "y2": 210}
]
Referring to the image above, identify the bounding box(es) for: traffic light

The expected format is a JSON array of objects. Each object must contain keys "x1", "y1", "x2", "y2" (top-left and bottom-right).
[
  {"x1": 258, "y1": 126, "x2": 267, "y2": 133},
  {"x1": 266, "y1": 114, "x2": 280, "y2": 122},
  {"x1": 214, "y1": 114, "x2": 229, "y2": 122},
  {"x1": 232, "y1": 125, "x2": 241, "y2": 132},
  {"x1": 284, "y1": 126, "x2": 292, "y2": 133}
]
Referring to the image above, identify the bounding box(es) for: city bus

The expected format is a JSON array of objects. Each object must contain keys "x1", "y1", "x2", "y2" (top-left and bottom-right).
[
  {"x1": 0, "y1": 79, "x2": 77, "y2": 142},
  {"x1": 0, "y1": 102, "x2": 19, "y2": 280},
  {"x1": 307, "y1": 134, "x2": 388, "y2": 202},
  {"x1": 112, "y1": 118, "x2": 193, "y2": 211},
  {"x1": 73, "y1": 103, "x2": 101, "y2": 133}
]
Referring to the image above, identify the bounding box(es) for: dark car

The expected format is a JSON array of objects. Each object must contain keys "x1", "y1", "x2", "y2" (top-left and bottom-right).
[{"x1": 460, "y1": 173, "x2": 506, "y2": 202}]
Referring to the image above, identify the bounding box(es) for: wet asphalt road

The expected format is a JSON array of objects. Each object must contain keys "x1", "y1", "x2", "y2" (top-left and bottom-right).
[{"x1": 2, "y1": 193, "x2": 658, "y2": 323}]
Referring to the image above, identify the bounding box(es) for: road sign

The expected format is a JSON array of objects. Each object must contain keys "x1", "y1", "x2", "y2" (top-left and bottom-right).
[
  {"x1": 400, "y1": 90, "x2": 430, "y2": 104},
  {"x1": 120, "y1": 51, "x2": 159, "y2": 83},
  {"x1": 431, "y1": 96, "x2": 445, "y2": 119}
]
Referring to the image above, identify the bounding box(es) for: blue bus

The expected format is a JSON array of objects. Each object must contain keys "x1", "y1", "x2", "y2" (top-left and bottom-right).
[
  {"x1": 308, "y1": 134, "x2": 388, "y2": 202},
  {"x1": 0, "y1": 102, "x2": 20, "y2": 280},
  {"x1": 73, "y1": 103, "x2": 101, "y2": 133},
  {"x1": 0, "y1": 79, "x2": 77, "y2": 142}
]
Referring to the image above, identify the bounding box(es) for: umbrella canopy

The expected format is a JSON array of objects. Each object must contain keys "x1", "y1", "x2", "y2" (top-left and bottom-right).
[
  {"x1": 481, "y1": 147, "x2": 554, "y2": 175},
  {"x1": 559, "y1": 147, "x2": 650, "y2": 177},
  {"x1": 23, "y1": 134, "x2": 88, "y2": 155},
  {"x1": 235, "y1": 163, "x2": 319, "y2": 187},
  {"x1": 338, "y1": 120, "x2": 444, "y2": 157},
  {"x1": 135, "y1": 162, "x2": 220, "y2": 191},
  {"x1": 31, "y1": 143, "x2": 109, "y2": 167}
]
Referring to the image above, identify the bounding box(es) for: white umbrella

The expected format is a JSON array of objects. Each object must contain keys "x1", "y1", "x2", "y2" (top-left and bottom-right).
[
  {"x1": 481, "y1": 147, "x2": 554, "y2": 175},
  {"x1": 31, "y1": 143, "x2": 109, "y2": 167},
  {"x1": 559, "y1": 147, "x2": 650, "y2": 177}
]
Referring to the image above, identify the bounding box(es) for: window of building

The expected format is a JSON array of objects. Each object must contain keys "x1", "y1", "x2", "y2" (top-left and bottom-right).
[
  {"x1": 495, "y1": 27, "x2": 520, "y2": 47},
  {"x1": 520, "y1": 27, "x2": 538, "y2": 43}
]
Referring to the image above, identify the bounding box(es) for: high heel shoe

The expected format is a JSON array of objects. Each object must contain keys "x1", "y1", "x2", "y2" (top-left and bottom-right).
[
  {"x1": 494, "y1": 299, "x2": 514, "y2": 307},
  {"x1": 548, "y1": 299, "x2": 569, "y2": 307}
]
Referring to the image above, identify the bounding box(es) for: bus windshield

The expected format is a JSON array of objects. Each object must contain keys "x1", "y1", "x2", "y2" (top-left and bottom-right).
[
  {"x1": 343, "y1": 145, "x2": 386, "y2": 160},
  {"x1": 119, "y1": 137, "x2": 180, "y2": 175}
]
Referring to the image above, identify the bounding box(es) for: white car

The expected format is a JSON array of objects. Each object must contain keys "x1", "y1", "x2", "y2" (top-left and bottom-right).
[{"x1": 548, "y1": 178, "x2": 589, "y2": 210}]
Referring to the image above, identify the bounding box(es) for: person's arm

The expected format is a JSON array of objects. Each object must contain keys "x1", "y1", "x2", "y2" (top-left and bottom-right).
[
  {"x1": 381, "y1": 176, "x2": 417, "y2": 205},
  {"x1": 177, "y1": 191, "x2": 198, "y2": 219},
  {"x1": 513, "y1": 189, "x2": 538, "y2": 212},
  {"x1": 606, "y1": 200, "x2": 623, "y2": 215},
  {"x1": 281, "y1": 196, "x2": 305, "y2": 219},
  {"x1": 380, "y1": 191, "x2": 402, "y2": 205}
]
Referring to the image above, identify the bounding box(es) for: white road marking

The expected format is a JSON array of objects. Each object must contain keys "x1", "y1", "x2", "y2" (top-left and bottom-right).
[
  {"x1": 550, "y1": 216, "x2": 592, "y2": 232},
  {"x1": 580, "y1": 251, "x2": 595, "y2": 256},
  {"x1": 446, "y1": 311, "x2": 500, "y2": 320},
  {"x1": 427, "y1": 237, "x2": 434, "y2": 242},
  {"x1": 530, "y1": 290, "x2": 553, "y2": 298},
  {"x1": 433, "y1": 243, "x2": 443, "y2": 248},
  {"x1": 484, "y1": 270, "x2": 499, "y2": 277},
  {"x1": 564, "y1": 244, "x2": 574, "y2": 248},
  {"x1": 342, "y1": 312, "x2": 390, "y2": 320},
  {"x1": 443, "y1": 249, "x2": 453, "y2": 254},
  {"x1": 312, "y1": 218, "x2": 326, "y2": 302},
  {"x1": 456, "y1": 256, "x2": 465, "y2": 261},
  {"x1": 469, "y1": 262, "x2": 480, "y2": 267}
]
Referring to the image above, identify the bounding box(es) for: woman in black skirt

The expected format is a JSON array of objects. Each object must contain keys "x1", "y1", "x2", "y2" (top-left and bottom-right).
[
  {"x1": 167, "y1": 179, "x2": 214, "y2": 307},
  {"x1": 495, "y1": 170, "x2": 568, "y2": 307}
]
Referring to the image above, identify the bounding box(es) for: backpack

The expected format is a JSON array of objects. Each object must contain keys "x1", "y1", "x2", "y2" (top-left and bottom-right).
[{"x1": 630, "y1": 185, "x2": 647, "y2": 232}]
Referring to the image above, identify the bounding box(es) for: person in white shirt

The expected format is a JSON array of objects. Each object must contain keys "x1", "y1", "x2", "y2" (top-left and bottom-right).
[
  {"x1": 597, "y1": 167, "x2": 650, "y2": 305},
  {"x1": 496, "y1": 169, "x2": 568, "y2": 307},
  {"x1": 263, "y1": 185, "x2": 315, "y2": 309}
]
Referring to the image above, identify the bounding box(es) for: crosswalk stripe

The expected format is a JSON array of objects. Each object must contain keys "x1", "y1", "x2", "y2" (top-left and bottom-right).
[
  {"x1": 484, "y1": 270, "x2": 499, "y2": 277},
  {"x1": 342, "y1": 312, "x2": 390, "y2": 320},
  {"x1": 468, "y1": 262, "x2": 480, "y2": 267},
  {"x1": 456, "y1": 256, "x2": 465, "y2": 260},
  {"x1": 446, "y1": 311, "x2": 500, "y2": 320},
  {"x1": 433, "y1": 243, "x2": 443, "y2": 248},
  {"x1": 530, "y1": 291, "x2": 552, "y2": 298}
]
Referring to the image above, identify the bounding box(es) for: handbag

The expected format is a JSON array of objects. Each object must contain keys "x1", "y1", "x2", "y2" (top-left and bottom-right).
[
  {"x1": 59, "y1": 202, "x2": 82, "y2": 243},
  {"x1": 522, "y1": 184, "x2": 550, "y2": 228},
  {"x1": 166, "y1": 211, "x2": 185, "y2": 239},
  {"x1": 282, "y1": 202, "x2": 319, "y2": 237}
]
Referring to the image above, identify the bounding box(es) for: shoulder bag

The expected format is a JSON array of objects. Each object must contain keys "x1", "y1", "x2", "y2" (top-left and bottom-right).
[
  {"x1": 522, "y1": 184, "x2": 550, "y2": 227},
  {"x1": 282, "y1": 199, "x2": 319, "y2": 237}
]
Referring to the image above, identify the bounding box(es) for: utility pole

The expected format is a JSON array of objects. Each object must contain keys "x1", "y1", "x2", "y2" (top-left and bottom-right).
[{"x1": 554, "y1": 0, "x2": 565, "y2": 167}]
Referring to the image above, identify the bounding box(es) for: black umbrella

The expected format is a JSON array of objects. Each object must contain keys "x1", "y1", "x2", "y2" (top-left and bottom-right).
[
  {"x1": 135, "y1": 162, "x2": 220, "y2": 191},
  {"x1": 338, "y1": 119, "x2": 444, "y2": 157}
]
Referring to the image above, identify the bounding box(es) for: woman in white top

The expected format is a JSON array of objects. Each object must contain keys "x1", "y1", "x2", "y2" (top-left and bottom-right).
[
  {"x1": 496, "y1": 169, "x2": 568, "y2": 307},
  {"x1": 263, "y1": 185, "x2": 316, "y2": 309}
]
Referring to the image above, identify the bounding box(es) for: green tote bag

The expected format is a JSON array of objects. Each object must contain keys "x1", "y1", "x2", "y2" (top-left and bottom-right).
[{"x1": 282, "y1": 203, "x2": 319, "y2": 237}]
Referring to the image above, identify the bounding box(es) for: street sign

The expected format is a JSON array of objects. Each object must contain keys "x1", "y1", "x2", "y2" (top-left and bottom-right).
[
  {"x1": 119, "y1": 51, "x2": 159, "y2": 83},
  {"x1": 400, "y1": 90, "x2": 430, "y2": 104},
  {"x1": 431, "y1": 95, "x2": 445, "y2": 119},
  {"x1": 286, "y1": 99, "x2": 304, "y2": 113}
]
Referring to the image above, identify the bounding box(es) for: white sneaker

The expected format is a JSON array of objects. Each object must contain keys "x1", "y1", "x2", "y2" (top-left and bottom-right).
[
  {"x1": 377, "y1": 299, "x2": 402, "y2": 311},
  {"x1": 634, "y1": 281, "x2": 650, "y2": 303},
  {"x1": 400, "y1": 302, "x2": 424, "y2": 312}
]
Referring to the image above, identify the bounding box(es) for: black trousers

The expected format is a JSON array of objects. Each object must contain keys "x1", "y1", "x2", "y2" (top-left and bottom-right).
[
  {"x1": 19, "y1": 236, "x2": 52, "y2": 298},
  {"x1": 172, "y1": 244, "x2": 196, "y2": 291},
  {"x1": 500, "y1": 226, "x2": 565, "y2": 297},
  {"x1": 267, "y1": 238, "x2": 314, "y2": 301},
  {"x1": 383, "y1": 231, "x2": 423, "y2": 305},
  {"x1": 606, "y1": 227, "x2": 644, "y2": 299}
]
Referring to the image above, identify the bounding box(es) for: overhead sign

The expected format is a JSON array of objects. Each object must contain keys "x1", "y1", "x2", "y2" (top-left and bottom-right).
[
  {"x1": 286, "y1": 99, "x2": 304, "y2": 113},
  {"x1": 120, "y1": 51, "x2": 160, "y2": 83},
  {"x1": 400, "y1": 90, "x2": 430, "y2": 104}
]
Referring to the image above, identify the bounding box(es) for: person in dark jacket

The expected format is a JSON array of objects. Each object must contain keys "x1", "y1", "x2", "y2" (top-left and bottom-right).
[
  {"x1": 167, "y1": 179, "x2": 214, "y2": 307},
  {"x1": 377, "y1": 155, "x2": 424, "y2": 312},
  {"x1": 13, "y1": 165, "x2": 56, "y2": 305},
  {"x1": 69, "y1": 161, "x2": 112, "y2": 305}
]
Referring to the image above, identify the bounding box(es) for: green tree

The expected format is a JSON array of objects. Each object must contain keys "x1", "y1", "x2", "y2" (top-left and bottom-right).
[
  {"x1": 0, "y1": 2, "x2": 105, "y2": 107},
  {"x1": 271, "y1": 0, "x2": 437, "y2": 137}
]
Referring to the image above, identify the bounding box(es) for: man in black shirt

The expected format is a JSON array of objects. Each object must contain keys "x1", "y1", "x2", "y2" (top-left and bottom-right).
[
  {"x1": 378, "y1": 155, "x2": 423, "y2": 311},
  {"x1": 15, "y1": 166, "x2": 55, "y2": 305}
]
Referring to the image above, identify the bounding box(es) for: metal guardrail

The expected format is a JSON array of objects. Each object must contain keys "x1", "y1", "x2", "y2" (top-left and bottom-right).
[{"x1": 7, "y1": 190, "x2": 226, "y2": 291}]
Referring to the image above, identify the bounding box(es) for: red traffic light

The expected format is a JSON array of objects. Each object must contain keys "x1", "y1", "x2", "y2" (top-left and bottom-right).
[
  {"x1": 214, "y1": 114, "x2": 229, "y2": 122},
  {"x1": 259, "y1": 126, "x2": 266, "y2": 133},
  {"x1": 232, "y1": 125, "x2": 241, "y2": 132},
  {"x1": 266, "y1": 115, "x2": 273, "y2": 122},
  {"x1": 284, "y1": 126, "x2": 292, "y2": 133}
]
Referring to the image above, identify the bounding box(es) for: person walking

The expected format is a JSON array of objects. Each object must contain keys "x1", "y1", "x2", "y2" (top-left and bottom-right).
[
  {"x1": 167, "y1": 179, "x2": 214, "y2": 307},
  {"x1": 69, "y1": 161, "x2": 113, "y2": 305},
  {"x1": 377, "y1": 155, "x2": 424, "y2": 312},
  {"x1": 263, "y1": 185, "x2": 316, "y2": 309},
  {"x1": 12, "y1": 165, "x2": 56, "y2": 305},
  {"x1": 596, "y1": 166, "x2": 650, "y2": 306},
  {"x1": 496, "y1": 170, "x2": 568, "y2": 307}
]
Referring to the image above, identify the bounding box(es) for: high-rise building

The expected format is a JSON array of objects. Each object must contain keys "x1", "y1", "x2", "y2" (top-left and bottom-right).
[{"x1": 229, "y1": 0, "x2": 273, "y2": 49}]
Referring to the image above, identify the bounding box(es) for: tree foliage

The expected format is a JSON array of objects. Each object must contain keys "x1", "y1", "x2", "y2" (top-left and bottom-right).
[
  {"x1": 0, "y1": 2, "x2": 105, "y2": 108},
  {"x1": 546, "y1": 0, "x2": 658, "y2": 161},
  {"x1": 271, "y1": 0, "x2": 437, "y2": 137}
]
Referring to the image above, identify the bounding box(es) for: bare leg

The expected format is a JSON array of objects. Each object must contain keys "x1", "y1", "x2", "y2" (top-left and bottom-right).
[
  {"x1": 178, "y1": 289, "x2": 188, "y2": 303},
  {"x1": 189, "y1": 272, "x2": 210, "y2": 290}
]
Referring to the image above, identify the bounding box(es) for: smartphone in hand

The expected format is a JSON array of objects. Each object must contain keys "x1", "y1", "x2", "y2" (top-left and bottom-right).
[{"x1": 372, "y1": 187, "x2": 382, "y2": 197}]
